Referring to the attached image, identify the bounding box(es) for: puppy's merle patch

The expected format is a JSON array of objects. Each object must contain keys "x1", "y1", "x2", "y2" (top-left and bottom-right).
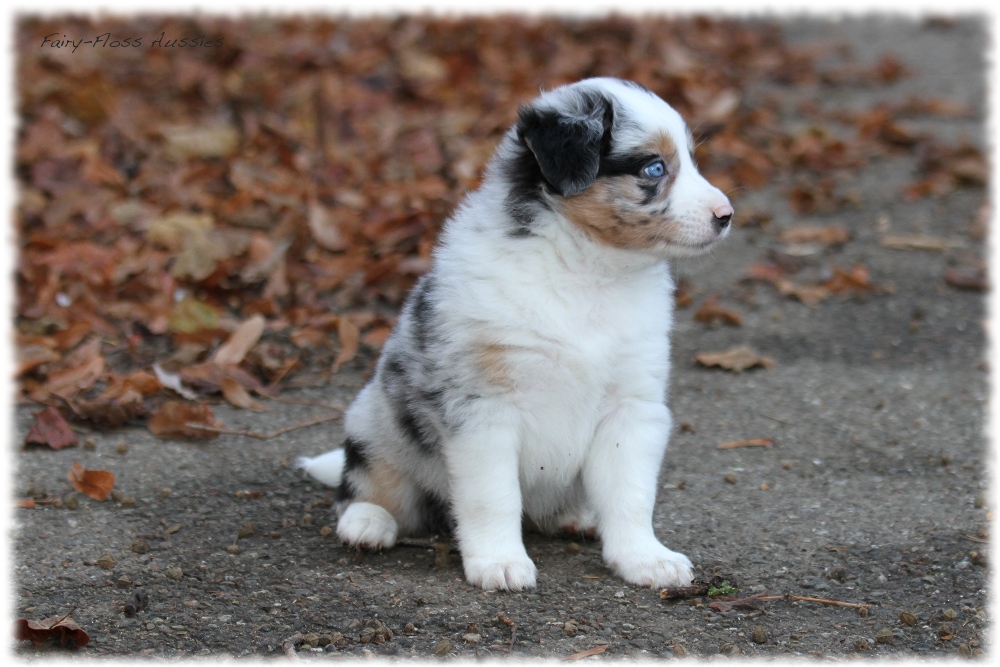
[{"x1": 516, "y1": 91, "x2": 613, "y2": 198}]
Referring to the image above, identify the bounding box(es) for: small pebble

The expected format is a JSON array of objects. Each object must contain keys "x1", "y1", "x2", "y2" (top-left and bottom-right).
[
  {"x1": 900, "y1": 611, "x2": 917, "y2": 626},
  {"x1": 433, "y1": 639, "x2": 451, "y2": 656},
  {"x1": 780, "y1": 460, "x2": 794, "y2": 470},
  {"x1": 759, "y1": 482, "x2": 770, "y2": 491},
  {"x1": 97, "y1": 553, "x2": 116, "y2": 569},
  {"x1": 724, "y1": 473, "x2": 738, "y2": 485},
  {"x1": 828, "y1": 566, "x2": 847, "y2": 582},
  {"x1": 120, "y1": 497, "x2": 136, "y2": 509},
  {"x1": 116, "y1": 442, "x2": 129, "y2": 454},
  {"x1": 302, "y1": 514, "x2": 315, "y2": 525},
  {"x1": 404, "y1": 623, "x2": 416, "y2": 633},
  {"x1": 974, "y1": 492, "x2": 987, "y2": 509},
  {"x1": 320, "y1": 526, "x2": 333, "y2": 537},
  {"x1": 83, "y1": 437, "x2": 97, "y2": 451},
  {"x1": 852, "y1": 637, "x2": 870, "y2": 651},
  {"x1": 159, "y1": 488, "x2": 171, "y2": 497},
  {"x1": 672, "y1": 645, "x2": 687, "y2": 657},
  {"x1": 463, "y1": 633, "x2": 481, "y2": 644},
  {"x1": 875, "y1": 627, "x2": 894, "y2": 644},
  {"x1": 858, "y1": 606, "x2": 869, "y2": 617},
  {"x1": 116, "y1": 576, "x2": 132, "y2": 588},
  {"x1": 111, "y1": 490, "x2": 125, "y2": 503},
  {"x1": 165, "y1": 524, "x2": 181, "y2": 534},
  {"x1": 943, "y1": 608, "x2": 957, "y2": 621},
  {"x1": 434, "y1": 543, "x2": 450, "y2": 568},
  {"x1": 303, "y1": 633, "x2": 319, "y2": 647},
  {"x1": 567, "y1": 542, "x2": 582, "y2": 555},
  {"x1": 226, "y1": 544, "x2": 240, "y2": 555},
  {"x1": 564, "y1": 620, "x2": 578, "y2": 636},
  {"x1": 938, "y1": 624, "x2": 953, "y2": 638},
  {"x1": 751, "y1": 626, "x2": 767, "y2": 644},
  {"x1": 238, "y1": 522, "x2": 255, "y2": 539},
  {"x1": 132, "y1": 540, "x2": 150, "y2": 554},
  {"x1": 167, "y1": 567, "x2": 183, "y2": 580},
  {"x1": 958, "y1": 644, "x2": 972, "y2": 657},
  {"x1": 719, "y1": 642, "x2": 740, "y2": 656},
  {"x1": 64, "y1": 494, "x2": 78, "y2": 510}
]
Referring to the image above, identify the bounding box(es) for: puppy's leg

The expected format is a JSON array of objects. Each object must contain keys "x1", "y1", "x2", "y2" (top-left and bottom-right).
[
  {"x1": 583, "y1": 400, "x2": 693, "y2": 588},
  {"x1": 335, "y1": 439, "x2": 422, "y2": 550},
  {"x1": 445, "y1": 420, "x2": 536, "y2": 591}
]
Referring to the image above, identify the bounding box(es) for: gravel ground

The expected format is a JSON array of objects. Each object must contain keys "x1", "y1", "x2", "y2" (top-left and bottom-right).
[{"x1": 11, "y1": 16, "x2": 990, "y2": 660}]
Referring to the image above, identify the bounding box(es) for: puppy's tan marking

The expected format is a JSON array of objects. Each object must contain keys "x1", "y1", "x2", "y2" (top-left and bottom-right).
[
  {"x1": 365, "y1": 459, "x2": 408, "y2": 517},
  {"x1": 559, "y1": 131, "x2": 685, "y2": 250},
  {"x1": 474, "y1": 342, "x2": 515, "y2": 389}
]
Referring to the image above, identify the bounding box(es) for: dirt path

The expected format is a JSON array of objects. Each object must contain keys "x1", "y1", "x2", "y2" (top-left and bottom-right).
[{"x1": 12, "y1": 16, "x2": 988, "y2": 659}]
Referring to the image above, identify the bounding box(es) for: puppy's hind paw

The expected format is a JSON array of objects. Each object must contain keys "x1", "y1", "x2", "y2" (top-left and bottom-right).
[
  {"x1": 337, "y1": 502, "x2": 398, "y2": 550},
  {"x1": 463, "y1": 554, "x2": 537, "y2": 591},
  {"x1": 608, "y1": 543, "x2": 694, "y2": 589}
]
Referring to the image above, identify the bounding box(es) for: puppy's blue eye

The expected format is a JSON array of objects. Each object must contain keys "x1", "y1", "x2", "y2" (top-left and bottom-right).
[{"x1": 643, "y1": 161, "x2": 665, "y2": 178}]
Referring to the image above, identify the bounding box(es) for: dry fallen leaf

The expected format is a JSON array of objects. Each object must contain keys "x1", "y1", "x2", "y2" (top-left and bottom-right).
[
  {"x1": 944, "y1": 267, "x2": 987, "y2": 291},
  {"x1": 25, "y1": 406, "x2": 78, "y2": 450},
  {"x1": 28, "y1": 355, "x2": 105, "y2": 402},
  {"x1": 14, "y1": 611, "x2": 90, "y2": 649},
  {"x1": 717, "y1": 438, "x2": 775, "y2": 449},
  {"x1": 212, "y1": 315, "x2": 266, "y2": 366},
  {"x1": 563, "y1": 645, "x2": 608, "y2": 661},
  {"x1": 152, "y1": 364, "x2": 199, "y2": 400},
  {"x1": 17, "y1": 344, "x2": 60, "y2": 376},
  {"x1": 333, "y1": 317, "x2": 360, "y2": 372},
  {"x1": 695, "y1": 346, "x2": 775, "y2": 372},
  {"x1": 220, "y1": 377, "x2": 269, "y2": 412},
  {"x1": 777, "y1": 224, "x2": 849, "y2": 246},
  {"x1": 147, "y1": 401, "x2": 221, "y2": 439},
  {"x1": 775, "y1": 279, "x2": 830, "y2": 306},
  {"x1": 694, "y1": 295, "x2": 743, "y2": 326},
  {"x1": 822, "y1": 265, "x2": 877, "y2": 294},
  {"x1": 880, "y1": 234, "x2": 964, "y2": 251},
  {"x1": 67, "y1": 462, "x2": 115, "y2": 501}
]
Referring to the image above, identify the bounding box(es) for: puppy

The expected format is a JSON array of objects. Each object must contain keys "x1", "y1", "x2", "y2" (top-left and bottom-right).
[{"x1": 298, "y1": 78, "x2": 732, "y2": 591}]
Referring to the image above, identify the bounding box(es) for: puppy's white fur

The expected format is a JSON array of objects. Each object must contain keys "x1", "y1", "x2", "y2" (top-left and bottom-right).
[{"x1": 298, "y1": 78, "x2": 732, "y2": 591}]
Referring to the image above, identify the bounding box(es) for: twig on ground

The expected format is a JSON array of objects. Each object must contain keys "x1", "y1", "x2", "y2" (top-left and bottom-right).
[
  {"x1": 761, "y1": 413, "x2": 794, "y2": 425},
  {"x1": 758, "y1": 594, "x2": 871, "y2": 610},
  {"x1": 185, "y1": 413, "x2": 340, "y2": 440},
  {"x1": 963, "y1": 534, "x2": 988, "y2": 543},
  {"x1": 280, "y1": 632, "x2": 303, "y2": 660},
  {"x1": 564, "y1": 645, "x2": 607, "y2": 661},
  {"x1": 660, "y1": 583, "x2": 711, "y2": 599},
  {"x1": 498, "y1": 613, "x2": 517, "y2": 649},
  {"x1": 269, "y1": 395, "x2": 345, "y2": 411}
]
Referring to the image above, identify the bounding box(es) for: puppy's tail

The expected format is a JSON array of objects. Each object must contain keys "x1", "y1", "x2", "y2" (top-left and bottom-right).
[{"x1": 295, "y1": 448, "x2": 345, "y2": 487}]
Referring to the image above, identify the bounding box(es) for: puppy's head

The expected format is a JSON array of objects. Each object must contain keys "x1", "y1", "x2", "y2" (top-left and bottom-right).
[{"x1": 509, "y1": 78, "x2": 732, "y2": 258}]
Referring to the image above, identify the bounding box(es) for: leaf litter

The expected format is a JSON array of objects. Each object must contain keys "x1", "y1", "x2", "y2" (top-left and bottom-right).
[{"x1": 13, "y1": 14, "x2": 985, "y2": 451}]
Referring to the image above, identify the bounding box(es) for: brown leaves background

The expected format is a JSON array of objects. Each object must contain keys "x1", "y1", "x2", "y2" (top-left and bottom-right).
[{"x1": 14, "y1": 15, "x2": 986, "y2": 436}]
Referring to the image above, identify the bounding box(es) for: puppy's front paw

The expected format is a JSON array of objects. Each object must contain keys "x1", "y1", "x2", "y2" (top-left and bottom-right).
[
  {"x1": 463, "y1": 553, "x2": 537, "y2": 591},
  {"x1": 608, "y1": 542, "x2": 693, "y2": 588},
  {"x1": 337, "y1": 502, "x2": 398, "y2": 550}
]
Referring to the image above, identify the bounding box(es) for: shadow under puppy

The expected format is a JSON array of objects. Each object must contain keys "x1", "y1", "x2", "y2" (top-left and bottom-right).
[{"x1": 298, "y1": 77, "x2": 733, "y2": 591}]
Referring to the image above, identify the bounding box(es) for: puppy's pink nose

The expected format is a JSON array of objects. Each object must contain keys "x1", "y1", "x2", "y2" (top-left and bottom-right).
[{"x1": 713, "y1": 204, "x2": 734, "y2": 230}]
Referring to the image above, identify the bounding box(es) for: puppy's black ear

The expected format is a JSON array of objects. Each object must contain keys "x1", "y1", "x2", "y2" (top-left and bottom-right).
[{"x1": 517, "y1": 93, "x2": 613, "y2": 198}]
